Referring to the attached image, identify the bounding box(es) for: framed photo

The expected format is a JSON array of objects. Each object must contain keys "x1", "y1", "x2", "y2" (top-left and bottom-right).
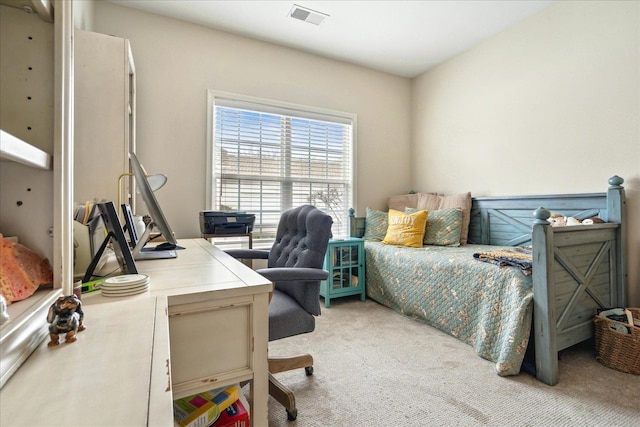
[{"x1": 82, "y1": 201, "x2": 137, "y2": 282}]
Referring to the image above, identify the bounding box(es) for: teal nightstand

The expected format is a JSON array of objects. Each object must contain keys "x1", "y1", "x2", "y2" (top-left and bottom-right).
[{"x1": 320, "y1": 237, "x2": 366, "y2": 307}]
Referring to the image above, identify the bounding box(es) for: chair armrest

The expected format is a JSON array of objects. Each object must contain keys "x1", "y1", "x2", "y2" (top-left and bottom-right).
[
  {"x1": 225, "y1": 249, "x2": 270, "y2": 260},
  {"x1": 255, "y1": 267, "x2": 329, "y2": 282}
]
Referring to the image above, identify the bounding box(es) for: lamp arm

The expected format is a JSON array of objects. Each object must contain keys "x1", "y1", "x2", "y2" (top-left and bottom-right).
[
  {"x1": 117, "y1": 172, "x2": 134, "y2": 212},
  {"x1": 118, "y1": 169, "x2": 167, "y2": 215}
]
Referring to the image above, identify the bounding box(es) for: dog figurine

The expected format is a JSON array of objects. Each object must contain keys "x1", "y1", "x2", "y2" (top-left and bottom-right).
[{"x1": 47, "y1": 295, "x2": 85, "y2": 346}]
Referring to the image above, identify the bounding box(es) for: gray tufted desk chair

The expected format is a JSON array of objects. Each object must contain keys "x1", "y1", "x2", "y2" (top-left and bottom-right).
[{"x1": 225, "y1": 204, "x2": 333, "y2": 421}]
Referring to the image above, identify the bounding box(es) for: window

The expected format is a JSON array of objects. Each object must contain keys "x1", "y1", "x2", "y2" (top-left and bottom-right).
[{"x1": 207, "y1": 91, "x2": 355, "y2": 245}]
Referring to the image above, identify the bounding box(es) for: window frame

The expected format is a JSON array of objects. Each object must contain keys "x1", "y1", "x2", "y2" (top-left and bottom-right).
[{"x1": 206, "y1": 90, "x2": 358, "y2": 246}]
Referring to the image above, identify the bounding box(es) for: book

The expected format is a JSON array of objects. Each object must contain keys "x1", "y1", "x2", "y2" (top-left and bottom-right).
[
  {"x1": 212, "y1": 393, "x2": 249, "y2": 427},
  {"x1": 331, "y1": 271, "x2": 359, "y2": 289},
  {"x1": 173, "y1": 384, "x2": 240, "y2": 427}
]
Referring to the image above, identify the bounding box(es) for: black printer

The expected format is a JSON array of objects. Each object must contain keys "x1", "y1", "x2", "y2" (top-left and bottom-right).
[{"x1": 199, "y1": 211, "x2": 255, "y2": 235}]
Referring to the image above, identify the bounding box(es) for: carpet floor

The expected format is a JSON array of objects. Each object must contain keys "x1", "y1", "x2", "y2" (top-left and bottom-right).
[{"x1": 261, "y1": 297, "x2": 640, "y2": 427}]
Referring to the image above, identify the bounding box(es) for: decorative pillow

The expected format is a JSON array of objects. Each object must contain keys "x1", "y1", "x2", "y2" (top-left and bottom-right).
[
  {"x1": 417, "y1": 192, "x2": 471, "y2": 245},
  {"x1": 387, "y1": 192, "x2": 440, "y2": 211},
  {"x1": 0, "y1": 235, "x2": 53, "y2": 305},
  {"x1": 387, "y1": 193, "x2": 419, "y2": 211},
  {"x1": 363, "y1": 207, "x2": 388, "y2": 241},
  {"x1": 382, "y1": 209, "x2": 428, "y2": 248},
  {"x1": 406, "y1": 207, "x2": 462, "y2": 246}
]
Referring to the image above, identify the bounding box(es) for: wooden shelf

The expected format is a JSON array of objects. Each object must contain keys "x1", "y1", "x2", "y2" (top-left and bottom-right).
[
  {"x1": 0, "y1": 1, "x2": 53, "y2": 23},
  {"x1": 0, "y1": 0, "x2": 72, "y2": 392},
  {"x1": 0, "y1": 287, "x2": 61, "y2": 388},
  {"x1": 0, "y1": 130, "x2": 52, "y2": 170}
]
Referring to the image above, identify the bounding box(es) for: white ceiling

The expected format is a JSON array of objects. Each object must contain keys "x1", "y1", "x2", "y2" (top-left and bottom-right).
[{"x1": 107, "y1": 0, "x2": 557, "y2": 78}]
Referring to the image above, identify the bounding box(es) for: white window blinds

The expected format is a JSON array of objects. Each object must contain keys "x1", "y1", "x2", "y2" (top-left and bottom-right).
[{"x1": 209, "y1": 93, "x2": 355, "y2": 241}]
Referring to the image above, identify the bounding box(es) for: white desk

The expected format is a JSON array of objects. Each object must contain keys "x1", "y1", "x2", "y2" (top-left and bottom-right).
[{"x1": 0, "y1": 239, "x2": 273, "y2": 426}]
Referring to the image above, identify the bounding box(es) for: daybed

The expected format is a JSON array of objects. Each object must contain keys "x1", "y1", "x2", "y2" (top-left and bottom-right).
[{"x1": 349, "y1": 176, "x2": 626, "y2": 385}]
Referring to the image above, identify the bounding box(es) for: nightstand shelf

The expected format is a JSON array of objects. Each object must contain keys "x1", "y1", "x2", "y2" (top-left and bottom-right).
[{"x1": 320, "y1": 237, "x2": 365, "y2": 307}]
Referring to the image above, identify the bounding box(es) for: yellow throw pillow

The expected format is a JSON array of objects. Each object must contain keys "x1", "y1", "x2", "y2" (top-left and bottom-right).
[{"x1": 382, "y1": 209, "x2": 428, "y2": 248}]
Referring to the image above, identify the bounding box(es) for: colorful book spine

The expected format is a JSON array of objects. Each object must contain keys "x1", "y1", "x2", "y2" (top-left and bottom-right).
[
  {"x1": 211, "y1": 395, "x2": 249, "y2": 427},
  {"x1": 173, "y1": 384, "x2": 240, "y2": 427}
]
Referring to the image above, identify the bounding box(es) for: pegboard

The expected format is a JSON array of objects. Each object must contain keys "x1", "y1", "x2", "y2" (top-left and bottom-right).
[{"x1": 0, "y1": 5, "x2": 55, "y2": 260}]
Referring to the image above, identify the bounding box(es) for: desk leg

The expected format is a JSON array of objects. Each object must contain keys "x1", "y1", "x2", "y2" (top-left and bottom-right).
[{"x1": 251, "y1": 292, "x2": 270, "y2": 426}]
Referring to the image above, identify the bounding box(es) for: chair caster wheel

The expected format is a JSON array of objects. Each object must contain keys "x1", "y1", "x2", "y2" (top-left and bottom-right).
[
  {"x1": 305, "y1": 366, "x2": 313, "y2": 376},
  {"x1": 287, "y1": 409, "x2": 298, "y2": 421}
]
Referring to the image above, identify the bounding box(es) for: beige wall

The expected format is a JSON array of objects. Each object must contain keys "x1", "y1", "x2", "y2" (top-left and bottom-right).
[
  {"x1": 91, "y1": 1, "x2": 638, "y2": 304},
  {"x1": 92, "y1": 1, "x2": 412, "y2": 240},
  {"x1": 412, "y1": 1, "x2": 640, "y2": 304}
]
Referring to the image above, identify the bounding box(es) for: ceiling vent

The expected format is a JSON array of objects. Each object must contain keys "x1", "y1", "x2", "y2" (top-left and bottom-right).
[{"x1": 289, "y1": 4, "x2": 328, "y2": 25}]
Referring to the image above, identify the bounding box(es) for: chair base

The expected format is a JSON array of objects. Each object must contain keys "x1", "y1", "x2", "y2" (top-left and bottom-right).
[
  {"x1": 269, "y1": 354, "x2": 313, "y2": 374},
  {"x1": 269, "y1": 373, "x2": 298, "y2": 421},
  {"x1": 269, "y1": 354, "x2": 314, "y2": 421}
]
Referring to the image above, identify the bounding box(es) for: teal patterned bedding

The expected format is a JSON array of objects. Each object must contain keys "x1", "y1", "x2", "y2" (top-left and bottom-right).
[{"x1": 365, "y1": 241, "x2": 533, "y2": 376}]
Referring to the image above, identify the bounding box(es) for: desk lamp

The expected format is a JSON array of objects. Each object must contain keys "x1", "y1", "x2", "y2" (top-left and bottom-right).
[{"x1": 117, "y1": 166, "x2": 167, "y2": 214}]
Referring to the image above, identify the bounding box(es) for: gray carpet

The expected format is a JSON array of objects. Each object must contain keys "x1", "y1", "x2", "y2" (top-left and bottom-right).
[{"x1": 262, "y1": 297, "x2": 640, "y2": 426}]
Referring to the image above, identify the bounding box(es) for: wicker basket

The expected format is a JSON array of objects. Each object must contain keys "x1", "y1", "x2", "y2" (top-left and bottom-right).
[{"x1": 593, "y1": 308, "x2": 640, "y2": 375}]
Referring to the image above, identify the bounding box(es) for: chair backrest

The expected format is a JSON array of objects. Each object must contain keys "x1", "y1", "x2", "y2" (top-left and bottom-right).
[
  {"x1": 268, "y1": 205, "x2": 333, "y2": 315},
  {"x1": 269, "y1": 205, "x2": 332, "y2": 269}
]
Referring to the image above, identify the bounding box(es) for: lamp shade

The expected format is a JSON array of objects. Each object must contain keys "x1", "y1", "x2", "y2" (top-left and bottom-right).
[{"x1": 145, "y1": 174, "x2": 168, "y2": 192}]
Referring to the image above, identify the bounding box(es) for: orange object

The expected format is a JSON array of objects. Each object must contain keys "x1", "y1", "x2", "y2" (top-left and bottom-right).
[{"x1": 0, "y1": 235, "x2": 53, "y2": 304}]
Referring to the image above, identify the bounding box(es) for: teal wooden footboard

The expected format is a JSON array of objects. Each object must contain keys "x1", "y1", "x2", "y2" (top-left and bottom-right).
[
  {"x1": 531, "y1": 176, "x2": 626, "y2": 385},
  {"x1": 349, "y1": 176, "x2": 627, "y2": 386}
]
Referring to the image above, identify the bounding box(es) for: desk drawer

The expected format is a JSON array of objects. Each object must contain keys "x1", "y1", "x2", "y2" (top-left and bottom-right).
[{"x1": 168, "y1": 295, "x2": 254, "y2": 398}]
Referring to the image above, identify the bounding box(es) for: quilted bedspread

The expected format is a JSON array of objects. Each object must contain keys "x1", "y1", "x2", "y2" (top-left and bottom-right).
[{"x1": 365, "y1": 241, "x2": 533, "y2": 376}]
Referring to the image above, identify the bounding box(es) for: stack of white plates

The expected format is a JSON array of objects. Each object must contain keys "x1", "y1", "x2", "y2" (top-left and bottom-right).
[{"x1": 102, "y1": 274, "x2": 150, "y2": 297}]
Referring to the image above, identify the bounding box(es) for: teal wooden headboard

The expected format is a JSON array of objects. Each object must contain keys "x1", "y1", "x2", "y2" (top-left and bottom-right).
[
  {"x1": 468, "y1": 192, "x2": 609, "y2": 246},
  {"x1": 350, "y1": 176, "x2": 624, "y2": 247}
]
